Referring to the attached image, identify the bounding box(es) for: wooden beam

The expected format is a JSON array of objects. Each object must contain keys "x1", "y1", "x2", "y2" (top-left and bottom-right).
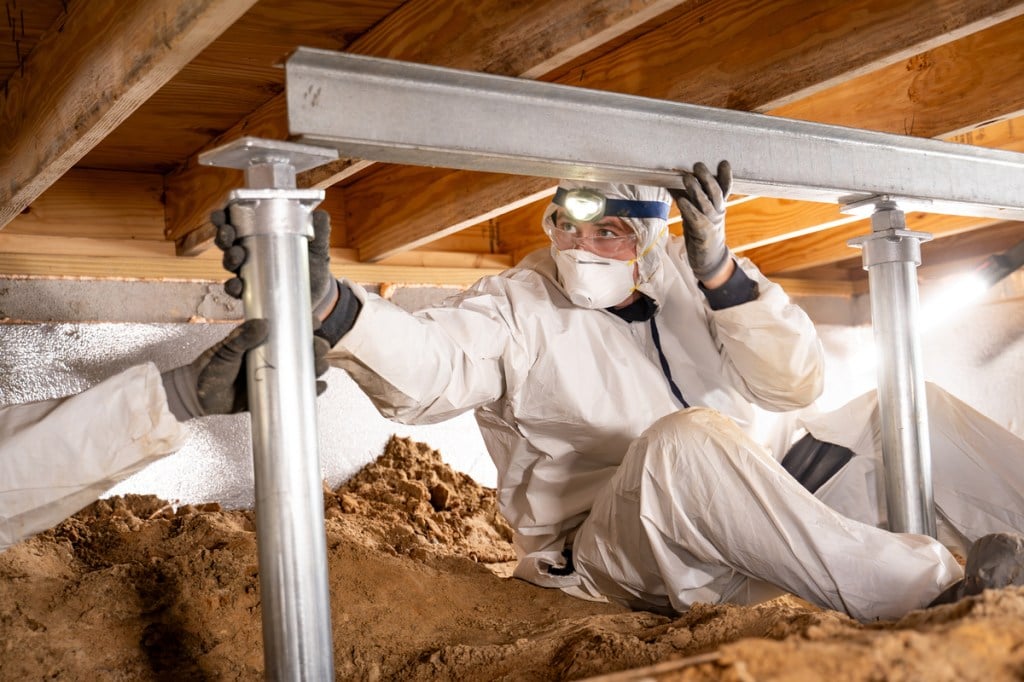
[
  {"x1": 916, "y1": 221, "x2": 1024, "y2": 275},
  {"x1": 176, "y1": 223, "x2": 219, "y2": 258},
  {"x1": 0, "y1": 252, "x2": 225, "y2": 281},
  {"x1": 378, "y1": 254, "x2": 510, "y2": 272},
  {"x1": 0, "y1": 0, "x2": 257, "y2": 230},
  {"x1": 346, "y1": 0, "x2": 689, "y2": 81},
  {"x1": 5, "y1": 169, "x2": 166, "y2": 240},
  {"x1": 492, "y1": 201, "x2": 551, "y2": 253},
  {"x1": 0, "y1": 247, "x2": 507, "y2": 285},
  {"x1": 342, "y1": 0, "x2": 1024, "y2": 262},
  {"x1": 769, "y1": 13, "x2": 1024, "y2": 135},
  {"x1": 769, "y1": 277, "x2": 861, "y2": 299},
  {"x1": 428, "y1": 224, "x2": 499, "y2": 255},
  {"x1": 554, "y1": 0, "x2": 1024, "y2": 113},
  {"x1": 0, "y1": 3, "x2": 64, "y2": 76},
  {"x1": 164, "y1": 0, "x2": 692, "y2": 249},
  {"x1": 948, "y1": 117, "x2": 1024, "y2": 153},
  {"x1": 727, "y1": 202, "x2": 858, "y2": 252},
  {"x1": 344, "y1": 170, "x2": 556, "y2": 262},
  {"x1": 330, "y1": 248, "x2": 512, "y2": 270},
  {"x1": 69, "y1": 1, "x2": 404, "y2": 172},
  {"x1": 0, "y1": 234, "x2": 174, "y2": 259}
]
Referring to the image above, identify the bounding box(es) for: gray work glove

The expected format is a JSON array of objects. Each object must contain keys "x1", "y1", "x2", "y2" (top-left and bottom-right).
[
  {"x1": 667, "y1": 160, "x2": 733, "y2": 283},
  {"x1": 160, "y1": 319, "x2": 331, "y2": 421},
  {"x1": 212, "y1": 208, "x2": 360, "y2": 346}
]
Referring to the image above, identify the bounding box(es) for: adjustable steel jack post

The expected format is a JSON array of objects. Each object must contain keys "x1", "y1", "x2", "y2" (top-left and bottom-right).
[
  {"x1": 199, "y1": 137, "x2": 338, "y2": 680},
  {"x1": 847, "y1": 197, "x2": 936, "y2": 538}
]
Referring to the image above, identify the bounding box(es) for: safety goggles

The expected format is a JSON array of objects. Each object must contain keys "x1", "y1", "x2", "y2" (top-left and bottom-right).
[{"x1": 547, "y1": 224, "x2": 638, "y2": 258}]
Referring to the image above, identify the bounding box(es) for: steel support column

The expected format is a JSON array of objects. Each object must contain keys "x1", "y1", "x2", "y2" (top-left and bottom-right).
[
  {"x1": 199, "y1": 137, "x2": 338, "y2": 680},
  {"x1": 848, "y1": 198, "x2": 936, "y2": 537}
]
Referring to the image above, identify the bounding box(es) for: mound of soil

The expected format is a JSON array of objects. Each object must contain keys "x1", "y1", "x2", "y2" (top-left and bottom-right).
[{"x1": 2, "y1": 435, "x2": 1023, "y2": 680}]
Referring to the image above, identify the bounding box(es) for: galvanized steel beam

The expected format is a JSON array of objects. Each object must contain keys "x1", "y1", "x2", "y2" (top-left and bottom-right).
[{"x1": 285, "y1": 48, "x2": 1024, "y2": 222}]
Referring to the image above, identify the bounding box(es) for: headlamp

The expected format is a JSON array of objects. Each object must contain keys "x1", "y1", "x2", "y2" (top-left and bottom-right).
[
  {"x1": 553, "y1": 187, "x2": 670, "y2": 222},
  {"x1": 560, "y1": 189, "x2": 606, "y2": 222}
]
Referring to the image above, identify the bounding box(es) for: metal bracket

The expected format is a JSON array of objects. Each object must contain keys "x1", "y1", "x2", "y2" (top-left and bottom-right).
[
  {"x1": 846, "y1": 197, "x2": 933, "y2": 268},
  {"x1": 199, "y1": 136, "x2": 338, "y2": 178},
  {"x1": 839, "y1": 194, "x2": 935, "y2": 217}
]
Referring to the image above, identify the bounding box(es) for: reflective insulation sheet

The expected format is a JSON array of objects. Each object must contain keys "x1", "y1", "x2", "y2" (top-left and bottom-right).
[{"x1": 0, "y1": 280, "x2": 492, "y2": 510}]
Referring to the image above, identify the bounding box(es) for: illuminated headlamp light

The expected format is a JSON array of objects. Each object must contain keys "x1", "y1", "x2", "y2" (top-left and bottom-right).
[
  {"x1": 560, "y1": 189, "x2": 606, "y2": 222},
  {"x1": 553, "y1": 187, "x2": 670, "y2": 222}
]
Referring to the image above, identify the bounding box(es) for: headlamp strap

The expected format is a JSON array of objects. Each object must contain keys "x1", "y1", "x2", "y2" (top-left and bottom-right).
[{"x1": 554, "y1": 187, "x2": 670, "y2": 220}]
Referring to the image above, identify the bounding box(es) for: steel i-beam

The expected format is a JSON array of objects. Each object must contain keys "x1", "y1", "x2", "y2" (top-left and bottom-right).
[
  {"x1": 848, "y1": 198, "x2": 936, "y2": 537},
  {"x1": 199, "y1": 137, "x2": 338, "y2": 680},
  {"x1": 285, "y1": 49, "x2": 1024, "y2": 221}
]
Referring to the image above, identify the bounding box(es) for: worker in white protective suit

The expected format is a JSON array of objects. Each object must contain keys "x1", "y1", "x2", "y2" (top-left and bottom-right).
[
  {"x1": 0, "y1": 319, "x2": 330, "y2": 553},
  {"x1": 215, "y1": 161, "x2": 1024, "y2": 622}
]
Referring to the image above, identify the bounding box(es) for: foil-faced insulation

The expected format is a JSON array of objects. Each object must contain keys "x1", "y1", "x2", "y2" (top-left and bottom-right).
[{"x1": 0, "y1": 279, "x2": 492, "y2": 510}]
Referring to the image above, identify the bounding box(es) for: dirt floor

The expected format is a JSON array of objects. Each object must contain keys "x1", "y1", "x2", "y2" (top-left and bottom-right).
[{"x1": 2, "y1": 435, "x2": 1024, "y2": 681}]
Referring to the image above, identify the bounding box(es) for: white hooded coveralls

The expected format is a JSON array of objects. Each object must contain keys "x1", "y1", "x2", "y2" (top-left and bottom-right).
[
  {"x1": 329, "y1": 181, "x2": 1001, "y2": 621},
  {"x1": 0, "y1": 363, "x2": 187, "y2": 552}
]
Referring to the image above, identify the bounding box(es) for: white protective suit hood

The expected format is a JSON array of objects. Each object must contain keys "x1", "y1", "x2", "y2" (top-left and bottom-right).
[{"x1": 542, "y1": 180, "x2": 672, "y2": 307}]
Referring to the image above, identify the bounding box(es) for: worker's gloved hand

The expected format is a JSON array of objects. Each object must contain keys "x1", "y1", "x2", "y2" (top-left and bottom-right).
[
  {"x1": 160, "y1": 319, "x2": 331, "y2": 421},
  {"x1": 212, "y1": 209, "x2": 336, "y2": 317},
  {"x1": 212, "y1": 207, "x2": 361, "y2": 346},
  {"x1": 929, "y1": 532, "x2": 1024, "y2": 607},
  {"x1": 668, "y1": 160, "x2": 733, "y2": 283}
]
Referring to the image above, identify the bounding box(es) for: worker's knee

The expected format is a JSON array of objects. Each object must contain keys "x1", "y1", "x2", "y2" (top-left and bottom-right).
[
  {"x1": 644, "y1": 407, "x2": 746, "y2": 447},
  {"x1": 636, "y1": 407, "x2": 753, "y2": 478}
]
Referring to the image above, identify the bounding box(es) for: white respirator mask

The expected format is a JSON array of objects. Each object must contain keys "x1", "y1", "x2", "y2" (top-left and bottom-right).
[{"x1": 553, "y1": 248, "x2": 637, "y2": 309}]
